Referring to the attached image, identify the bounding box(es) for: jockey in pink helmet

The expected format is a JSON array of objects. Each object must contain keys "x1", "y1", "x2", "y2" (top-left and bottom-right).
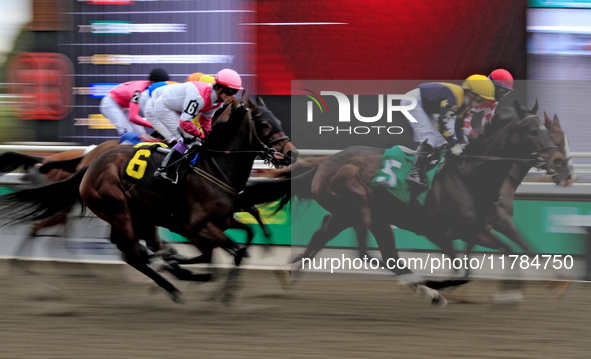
[
  {"x1": 153, "y1": 68, "x2": 243, "y2": 182},
  {"x1": 464, "y1": 69, "x2": 514, "y2": 138}
]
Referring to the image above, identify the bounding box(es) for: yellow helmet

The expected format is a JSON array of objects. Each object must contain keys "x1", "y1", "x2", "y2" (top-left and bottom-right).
[
  {"x1": 462, "y1": 75, "x2": 495, "y2": 100},
  {"x1": 198, "y1": 74, "x2": 216, "y2": 84},
  {"x1": 186, "y1": 72, "x2": 204, "y2": 82}
]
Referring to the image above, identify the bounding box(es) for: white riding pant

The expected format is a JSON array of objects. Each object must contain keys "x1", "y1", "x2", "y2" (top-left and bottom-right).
[
  {"x1": 142, "y1": 94, "x2": 174, "y2": 141},
  {"x1": 100, "y1": 94, "x2": 146, "y2": 136},
  {"x1": 154, "y1": 96, "x2": 183, "y2": 143},
  {"x1": 401, "y1": 88, "x2": 448, "y2": 148}
]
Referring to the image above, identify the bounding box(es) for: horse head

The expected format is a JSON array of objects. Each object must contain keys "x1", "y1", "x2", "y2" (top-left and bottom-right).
[
  {"x1": 207, "y1": 92, "x2": 295, "y2": 171},
  {"x1": 543, "y1": 111, "x2": 578, "y2": 187},
  {"x1": 509, "y1": 100, "x2": 573, "y2": 187},
  {"x1": 244, "y1": 94, "x2": 298, "y2": 168}
]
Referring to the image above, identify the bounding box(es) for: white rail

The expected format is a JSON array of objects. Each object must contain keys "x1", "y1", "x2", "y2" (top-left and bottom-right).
[{"x1": 1, "y1": 145, "x2": 590, "y2": 173}]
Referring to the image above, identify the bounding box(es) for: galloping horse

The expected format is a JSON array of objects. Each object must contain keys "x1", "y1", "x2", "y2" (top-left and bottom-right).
[
  {"x1": 242, "y1": 101, "x2": 574, "y2": 303},
  {"x1": 268, "y1": 103, "x2": 577, "y2": 280},
  {"x1": 2, "y1": 95, "x2": 295, "y2": 259},
  {"x1": 0, "y1": 95, "x2": 283, "y2": 302}
]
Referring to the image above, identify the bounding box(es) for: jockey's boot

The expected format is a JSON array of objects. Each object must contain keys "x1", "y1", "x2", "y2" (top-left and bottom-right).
[
  {"x1": 406, "y1": 141, "x2": 435, "y2": 189},
  {"x1": 154, "y1": 142, "x2": 187, "y2": 182}
]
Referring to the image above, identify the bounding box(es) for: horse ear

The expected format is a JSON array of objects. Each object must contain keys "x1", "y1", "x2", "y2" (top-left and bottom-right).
[
  {"x1": 553, "y1": 114, "x2": 561, "y2": 126},
  {"x1": 256, "y1": 95, "x2": 268, "y2": 108},
  {"x1": 240, "y1": 90, "x2": 256, "y2": 111},
  {"x1": 543, "y1": 112, "x2": 553, "y2": 128},
  {"x1": 219, "y1": 103, "x2": 233, "y2": 124},
  {"x1": 513, "y1": 100, "x2": 526, "y2": 119},
  {"x1": 531, "y1": 99, "x2": 539, "y2": 115}
]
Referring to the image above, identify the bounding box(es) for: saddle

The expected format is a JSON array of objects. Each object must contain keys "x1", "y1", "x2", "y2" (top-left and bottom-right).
[
  {"x1": 371, "y1": 145, "x2": 446, "y2": 205},
  {"x1": 123, "y1": 143, "x2": 193, "y2": 192}
]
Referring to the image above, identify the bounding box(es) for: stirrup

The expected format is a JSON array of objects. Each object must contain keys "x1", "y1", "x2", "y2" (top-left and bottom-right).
[
  {"x1": 154, "y1": 168, "x2": 176, "y2": 183},
  {"x1": 406, "y1": 173, "x2": 427, "y2": 188}
]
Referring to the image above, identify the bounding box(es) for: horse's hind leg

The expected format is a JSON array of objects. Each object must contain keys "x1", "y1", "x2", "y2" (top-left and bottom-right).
[{"x1": 94, "y1": 199, "x2": 184, "y2": 303}]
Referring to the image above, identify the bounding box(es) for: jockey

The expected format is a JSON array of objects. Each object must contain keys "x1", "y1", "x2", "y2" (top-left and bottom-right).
[
  {"x1": 153, "y1": 68, "x2": 243, "y2": 182},
  {"x1": 139, "y1": 80, "x2": 179, "y2": 142},
  {"x1": 186, "y1": 72, "x2": 204, "y2": 82},
  {"x1": 401, "y1": 75, "x2": 496, "y2": 189},
  {"x1": 142, "y1": 73, "x2": 215, "y2": 144},
  {"x1": 463, "y1": 69, "x2": 514, "y2": 138},
  {"x1": 100, "y1": 68, "x2": 170, "y2": 143}
]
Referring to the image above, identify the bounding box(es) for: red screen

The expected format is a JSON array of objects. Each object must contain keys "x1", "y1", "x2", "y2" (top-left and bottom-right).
[{"x1": 256, "y1": 0, "x2": 526, "y2": 94}]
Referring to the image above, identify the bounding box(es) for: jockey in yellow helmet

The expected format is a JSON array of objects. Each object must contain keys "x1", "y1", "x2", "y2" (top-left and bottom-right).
[
  {"x1": 400, "y1": 75, "x2": 495, "y2": 189},
  {"x1": 464, "y1": 69, "x2": 514, "y2": 138}
]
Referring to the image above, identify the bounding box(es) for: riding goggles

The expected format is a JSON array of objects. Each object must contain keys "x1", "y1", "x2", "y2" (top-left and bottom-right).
[{"x1": 222, "y1": 87, "x2": 239, "y2": 96}]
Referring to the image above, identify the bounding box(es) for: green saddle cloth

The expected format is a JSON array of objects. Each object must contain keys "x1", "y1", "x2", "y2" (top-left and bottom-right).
[{"x1": 371, "y1": 145, "x2": 446, "y2": 206}]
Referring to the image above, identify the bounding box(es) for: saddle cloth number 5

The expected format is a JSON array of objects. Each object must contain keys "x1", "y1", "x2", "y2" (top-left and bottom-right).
[
  {"x1": 375, "y1": 159, "x2": 402, "y2": 187},
  {"x1": 126, "y1": 149, "x2": 152, "y2": 179}
]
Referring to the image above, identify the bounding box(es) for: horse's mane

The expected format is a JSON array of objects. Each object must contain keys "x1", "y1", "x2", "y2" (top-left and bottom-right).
[
  {"x1": 464, "y1": 104, "x2": 527, "y2": 154},
  {"x1": 208, "y1": 103, "x2": 254, "y2": 148}
]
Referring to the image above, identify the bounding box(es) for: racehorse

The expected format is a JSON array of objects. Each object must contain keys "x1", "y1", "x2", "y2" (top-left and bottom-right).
[
  {"x1": 0, "y1": 95, "x2": 284, "y2": 302},
  {"x1": 270, "y1": 103, "x2": 577, "y2": 282},
  {"x1": 2, "y1": 95, "x2": 294, "y2": 260},
  {"x1": 241, "y1": 100, "x2": 574, "y2": 304}
]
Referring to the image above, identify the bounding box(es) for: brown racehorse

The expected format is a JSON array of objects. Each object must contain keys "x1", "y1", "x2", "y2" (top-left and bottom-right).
[
  {"x1": 241, "y1": 101, "x2": 575, "y2": 304},
  {"x1": 267, "y1": 104, "x2": 577, "y2": 280},
  {"x1": 0, "y1": 96, "x2": 289, "y2": 302},
  {"x1": 2, "y1": 96, "x2": 294, "y2": 259}
]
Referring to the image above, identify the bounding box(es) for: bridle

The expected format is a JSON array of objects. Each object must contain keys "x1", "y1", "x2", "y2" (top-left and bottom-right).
[
  {"x1": 193, "y1": 100, "x2": 280, "y2": 194},
  {"x1": 459, "y1": 114, "x2": 560, "y2": 171}
]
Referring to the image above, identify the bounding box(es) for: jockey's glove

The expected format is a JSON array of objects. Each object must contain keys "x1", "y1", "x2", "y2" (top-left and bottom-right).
[
  {"x1": 182, "y1": 136, "x2": 202, "y2": 147},
  {"x1": 451, "y1": 143, "x2": 466, "y2": 156}
]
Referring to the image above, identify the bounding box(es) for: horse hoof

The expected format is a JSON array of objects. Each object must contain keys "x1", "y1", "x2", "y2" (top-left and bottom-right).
[
  {"x1": 170, "y1": 290, "x2": 186, "y2": 304},
  {"x1": 432, "y1": 294, "x2": 448, "y2": 307}
]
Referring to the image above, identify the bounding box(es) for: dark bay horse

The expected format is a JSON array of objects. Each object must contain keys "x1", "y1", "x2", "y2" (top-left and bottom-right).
[
  {"x1": 2, "y1": 96, "x2": 295, "y2": 259},
  {"x1": 242, "y1": 101, "x2": 574, "y2": 303},
  {"x1": 269, "y1": 104, "x2": 576, "y2": 277},
  {"x1": 0, "y1": 96, "x2": 282, "y2": 302}
]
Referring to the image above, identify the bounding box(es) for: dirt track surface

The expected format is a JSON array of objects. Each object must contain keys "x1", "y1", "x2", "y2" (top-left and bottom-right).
[{"x1": 0, "y1": 260, "x2": 590, "y2": 359}]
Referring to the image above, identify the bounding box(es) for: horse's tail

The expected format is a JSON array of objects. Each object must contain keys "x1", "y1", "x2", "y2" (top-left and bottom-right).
[
  {"x1": 0, "y1": 152, "x2": 44, "y2": 175},
  {"x1": 241, "y1": 167, "x2": 318, "y2": 212},
  {"x1": 0, "y1": 166, "x2": 89, "y2": 226},
  {"x1": 38, "y1": 156, "x2": 84, "y2": 174}
]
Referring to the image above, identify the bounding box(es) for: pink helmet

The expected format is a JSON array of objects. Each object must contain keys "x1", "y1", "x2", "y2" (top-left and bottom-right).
[
  {"x1": 215, "y1": 69, "x2": 243, "y2": 90},
  {"x1": 488, "y1": 69, "x2": 513, "y2": 90}
]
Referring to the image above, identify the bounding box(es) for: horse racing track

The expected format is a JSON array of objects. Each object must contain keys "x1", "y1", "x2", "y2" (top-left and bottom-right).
[{"x1": 0, "y1": 261, "x2": 589, "y2": 358}]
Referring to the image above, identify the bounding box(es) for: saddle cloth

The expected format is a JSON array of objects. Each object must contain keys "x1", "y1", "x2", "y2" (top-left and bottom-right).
[
  {"x1": 123, "y1": 143, "x2": 190, "y2": 192},
  {"x1": 371, "y1": 145, "x2": 445, "y2": 206}
]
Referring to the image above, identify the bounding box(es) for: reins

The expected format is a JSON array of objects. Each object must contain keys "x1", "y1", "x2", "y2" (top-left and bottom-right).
[
  {"x1": 192, "y1": 166, "x2": 240, "y2": 196},
  {"x1": 191, "y1": 100, "x2": 277, "y2": 195}
]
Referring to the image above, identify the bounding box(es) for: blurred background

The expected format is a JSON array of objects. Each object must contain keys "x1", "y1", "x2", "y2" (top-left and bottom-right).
[{"x1": 0, "y1": 2, "x2": 590, "y2": 357}]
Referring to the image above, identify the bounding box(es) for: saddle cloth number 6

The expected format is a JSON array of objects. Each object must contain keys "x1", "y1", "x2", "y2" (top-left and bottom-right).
[{"x1": 126, "y1": 149, "x2": 152, "y2": 179}]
